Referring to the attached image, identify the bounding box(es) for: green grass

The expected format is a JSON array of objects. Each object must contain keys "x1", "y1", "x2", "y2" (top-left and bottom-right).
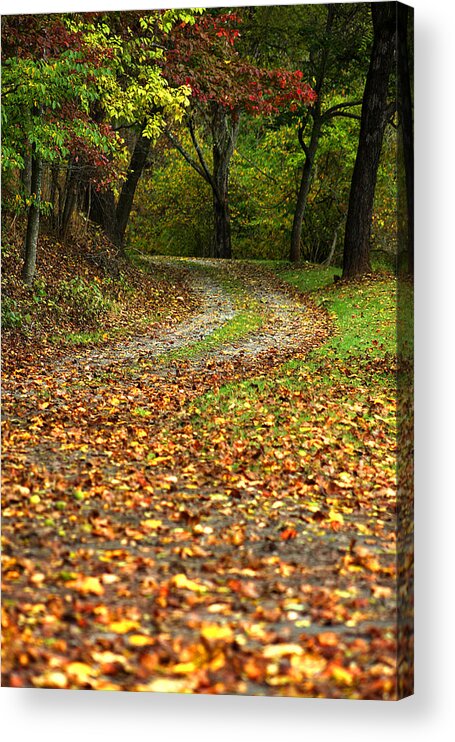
[
  {"x1": 187, "y1": 265, "x2": 399, "y2": 468},
  {"x1": 58, "y1": 330, "x2": 106, "y2": 346},
  {"x1": 280, "y1": 265, "x2": 339, "y2": 292},
  {"x1": 166, "y1": 310, "x2": 263, "y2": 361}
]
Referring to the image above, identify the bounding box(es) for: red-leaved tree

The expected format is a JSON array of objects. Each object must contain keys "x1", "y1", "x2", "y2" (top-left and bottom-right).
[{"x1": 164, "y1": 11, "x2": 316, "y2": 259}]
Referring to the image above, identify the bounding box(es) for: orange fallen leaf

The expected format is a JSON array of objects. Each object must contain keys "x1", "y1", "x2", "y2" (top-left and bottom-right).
[{"x1": 66, "y1": 575, "x2": 104, "y2": 596}]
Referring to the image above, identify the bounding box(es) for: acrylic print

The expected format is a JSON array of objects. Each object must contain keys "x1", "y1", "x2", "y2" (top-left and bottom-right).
[{"x1": 1, "y1": 3, "x2": 414, "y2": 699}]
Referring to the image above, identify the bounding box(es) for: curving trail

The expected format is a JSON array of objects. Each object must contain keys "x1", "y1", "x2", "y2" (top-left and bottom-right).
[
  {"x1": 2, "y1": 260, "x2": 398, "y2": 699},
  {"x1": 48, "y1": 257, "x2": 323, "y2": 373}
]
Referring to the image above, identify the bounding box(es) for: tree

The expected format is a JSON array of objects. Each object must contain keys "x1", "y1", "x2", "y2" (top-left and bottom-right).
[
  {"x1": 235, "y1": 3, "x2": 370, "y2": 263},
  {"x1": 342, "y1": 2, "x2": 397, "y2": 279},
  {"x1": 164, "y1": 11, "x2": 316, "y2": 259},
  {"x1": 77, "y1": 9, "x2": 197, "y2": 250},
  {"x1": 1, "y1": 14, "x2": 126, "y2": 282},
  {"x1": 397, "y1": 3, "x2": 414, "y2": 275}
]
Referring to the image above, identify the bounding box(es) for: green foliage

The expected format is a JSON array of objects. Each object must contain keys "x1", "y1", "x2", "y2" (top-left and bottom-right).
[
  {"x1": 128, "y1": 140, "x2": 213, "y2": 257},
  {"x1": 130, "y1": 102, "x2": 396, "y2": 264},
  {"x1": 1, "y1": 297, "x2": 28, "y2": 329},
  {"x1": 1, "y1": 37, "x2": 125, "y2": 177},
  {"x1": 58, "y1": 277, "x2": 113, "y2": 321}
]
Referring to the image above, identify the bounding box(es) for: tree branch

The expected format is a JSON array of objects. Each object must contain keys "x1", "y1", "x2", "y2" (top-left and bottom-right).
[
  {"x1": 187, "y1": 117, "x2": 216, "y2": 191},
  {"x1": 322, "y1": 99, "x2": 363, "y2": 119},
  {"x1": 234, "y1": 149, "x2": 278, "y2": 184},
  {"x1": 325, "y1": 111, "x2": 362, "y2": 121},
  {"x1": 164, "y1": 128, "x2": 208, "y2": 183},
  {"x1": 298, "y1": 126, "x2": 310, "y2": 157}
]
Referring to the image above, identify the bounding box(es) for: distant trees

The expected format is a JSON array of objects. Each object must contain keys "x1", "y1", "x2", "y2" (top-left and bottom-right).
[
  {"x1": 1, "y1": 5, "x2": 412, "y2": 280},
  {"x1": 164, "y1": 11, "x2": 315, "y2": 259},
  {"x1": 83, "y1": 9, "x2": 197, "y2": 249}
]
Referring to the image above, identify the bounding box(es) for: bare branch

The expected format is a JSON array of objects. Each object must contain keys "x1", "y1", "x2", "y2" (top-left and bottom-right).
[
  {"x1": 164, "y1": 128, "x2": 208, "y2": 183},
  {"x1": 187, "y1": 117, "x2": 216, "y2": 191},
  {"x1": 322, "y1": 100, "x2": 363, "y2": 119},
  {"x1": 326, "y1": 111, "x2": 362, "y2": 121}
]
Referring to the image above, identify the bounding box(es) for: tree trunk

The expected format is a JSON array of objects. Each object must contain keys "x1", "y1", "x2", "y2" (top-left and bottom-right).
[
  {"x1": 290, "y1": 116, "x2": 322, "y2": 263},
  {"x1": 49, "y1": 163, "x2": 60, "y2": 231},
  {"x1": 90, "y1": 188, "x2": 122, "y2": 246},
  {"x1": 212, "y1": 187, "x2": 231, "y2": 259},
  {"x1": 20, "y1": 145, "x2": 32, "y2": 196},
  {"x1": 210, "y1": 106, "x2": 239, "y2": 259},
  {"x1": 59, "y1": 160, "x2": 80, "y2": 238},
  {"x1": 342, "y1": 2, "x2": 396, "y2": 280},
  {"x1": 22, "y1": 146, "x2": 42, "y2": 284},
  {"x1": 397, "y1": 3, "x2": 414, "y2": 275},
  {"x1": 115, "y1": 130, "x2": 151, "y2": 247}
]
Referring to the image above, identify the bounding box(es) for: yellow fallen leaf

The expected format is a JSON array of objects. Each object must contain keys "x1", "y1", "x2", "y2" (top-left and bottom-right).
[
  {"x1": 291, "y1": 654, "x2": 327, "y2": 677},
  {"x1": 200, "y1": 624, "x2": 234, "y2": 642},
  {"x1": 92, "y1": 651, "x2": 127, "y2": 667},
  {"x1": 328, "y1": 509, "x2": 344, "y2": 524},
  {"x1": 141, "y1": 519, "x2": 162, "y2": 530},
  {"x1": 171, "y1": 573, "x2": 207, "y2": 593},
  {"x1": 331, "y1": 665, "x2": 354, "y2": 686},
  {"x1": 33, "y1": 670, "x2": 67, "y2": 689},
  {"x1": 168, "y1": 661, "x2": 199, "y2": 675},
  {"x1": 263, "y1": 643, "x2": 303, "y2": 659},
  {"x1": 128, "y1": 634, "x2": 155, "y2": 647},
  {"x1": 107, "y1": 619, "x2": 140, "y2": 634},
  {"x1": 66, "y1": 662, "x2": 98, "y2": 684},
  {"x1": 66, "y1": 575, "x2": 104, "y2": 596},
  {"x1": 145, "y1": 678, "x2": 192, "y2": 693}
]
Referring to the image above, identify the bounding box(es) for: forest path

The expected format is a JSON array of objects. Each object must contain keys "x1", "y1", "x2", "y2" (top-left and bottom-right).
[
  {"x1": 47, "y1": 257, "x2": 322, "y2": 375},
  {"x1": 2, "y1": 260, "x2": 397, "y2": 699}
]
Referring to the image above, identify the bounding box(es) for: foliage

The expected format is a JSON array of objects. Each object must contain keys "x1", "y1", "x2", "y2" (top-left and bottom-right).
[
  {"x1": 57, "y1": 277, "x2": 113, "y2": 321},
  {"x1": 1, "y1": 296, "x2": 28, "y2": 329},
  {"x1": 165, "y1": 11, "x2": 317, "y2": 115},
  {"x1": 128, "y1": 139, "x2": 213, "y2": 257},
  {"x1": 1, "y1": 15, "x2": 126, "y2": 190},
  {"x1": 2, "y1": 257, "x2": 409, "y2": 698}
]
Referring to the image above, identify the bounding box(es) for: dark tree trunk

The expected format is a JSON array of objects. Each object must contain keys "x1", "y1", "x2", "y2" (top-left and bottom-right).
[
  {"x1": 22, "y1": 145, "x2": 42, "y2": 284},
  {"x1": 342, "y1": 2, "x2": 396, "y2": 280},
  {"x1": 90, "y1": 188, "x2": 122, "y2": 246},
  {"x1": 212, "y1": 188, "x2": 231, "y2": 260},
  {"x1": 20, "y1": 145, "x2": 32, "y2": 196},
  {"x1": 397, "y1": 3, "x2": 414, "y2": 275},
  {"x1": 115, "y1": 130, "x2": 151, "y2": 247},
  {"x1": 210, "y1": 106, "x2": 239, "y2": 259},
  {"x1": 290, "y1": 115, "x2": 322, "y2": 263},
  {"x1": 59, "y1": 161, "x2": 80, "y2": 238},
  {"x1": 49, "y1": 163, "x2": 60, "y2": 231}
]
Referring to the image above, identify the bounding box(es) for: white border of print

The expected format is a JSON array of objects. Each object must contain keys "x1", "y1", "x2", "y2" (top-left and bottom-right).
[{"x1": 1, "y1": 2, "x2": 454, "y2": 741}]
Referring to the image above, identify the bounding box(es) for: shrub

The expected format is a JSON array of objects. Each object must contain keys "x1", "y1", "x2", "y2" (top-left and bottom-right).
[{"x1": 58, "y1": 277, "x2": 113, "y2": 322}]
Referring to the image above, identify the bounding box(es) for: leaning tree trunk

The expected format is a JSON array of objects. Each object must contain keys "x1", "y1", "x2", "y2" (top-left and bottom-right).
[
  {"x1": 290, "y1": 115, "x2": 322, "y2": 263},
  {"x1": 342, "y1": 2, "x2": 396, "y2": 280},
  {"x1": 59, "y1": 160, "x2": 80, "y2": 238},
  {"x1": 115, "y1": 129, "x2": 151, "y2": 248},
  {"x1": 90, "y1": 188, "x2": 122, "y2": 246},
  {"x1": 397, "y1": 3, "x2": 414, "y2": 275},
  {"x1": 211, "y1": 105, "x2": 239, "y2": 259},
  {"x1": 22, "y1": 145, "x2": 43, "y2": 284}
]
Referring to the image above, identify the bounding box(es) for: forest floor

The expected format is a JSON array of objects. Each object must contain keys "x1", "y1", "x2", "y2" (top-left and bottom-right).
[{"x1": 2, "y1": 256, "x2": 409, "y2": 699}]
